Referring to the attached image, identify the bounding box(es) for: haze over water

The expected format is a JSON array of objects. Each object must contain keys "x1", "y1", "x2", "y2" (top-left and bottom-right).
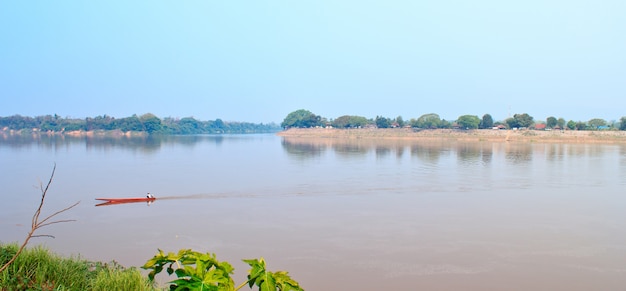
[{"x1": 1, "y1": 134, "x2": 626, "y2": 290}]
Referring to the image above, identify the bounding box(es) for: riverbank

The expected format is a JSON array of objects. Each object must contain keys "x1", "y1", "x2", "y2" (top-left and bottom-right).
[
  {"x1": 0, "y1": 128, "x2": 148, "y2": 138},
  {"x1": 277, "y1": 128, "x2": 626, "y2": 144}
]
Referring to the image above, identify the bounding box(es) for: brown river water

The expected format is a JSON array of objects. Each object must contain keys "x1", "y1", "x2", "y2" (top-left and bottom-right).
[{"x1": 1, "y1": 134, "x2": 626, "y2": 290}]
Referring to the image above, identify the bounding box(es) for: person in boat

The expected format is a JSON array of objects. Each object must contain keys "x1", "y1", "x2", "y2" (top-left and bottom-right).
[{"x1": 146, "y1": 193, "x2": 155, "y2": 199}]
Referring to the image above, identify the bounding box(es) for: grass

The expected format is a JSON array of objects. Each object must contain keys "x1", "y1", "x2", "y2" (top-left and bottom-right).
[{"x1": 0, "y1": 243, "x2": 158, "y2": 291}]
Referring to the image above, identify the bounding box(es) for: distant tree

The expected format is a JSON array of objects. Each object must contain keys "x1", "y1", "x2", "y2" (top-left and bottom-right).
[
  {"x1": 176, "y1": 117, "x2": 202, "y2": 134},
  {"x1": 332, "y1": 115, "x2": 368, "y2": 128},
  {"x1": 456, "y1": 115, "x2": 481, "y2": 129},
  {"x1": 546, "y1": 116, "x2": 557, "y2": 128},
  {"x1": 213, "y1": 118, "x2": 225, "y2": 129},
  {"x1": 557, "y1": 118, "x2": 566, "y2": 129},
  {"x1": 140, "y1": 113, "x2": 163, "y2": 134},
  {"x1": 515, "y1": 113, "x2": 534, "y2": 128},
  {"x1": 620, "y1": 117, "x2": 626, "y2": 131},
  {"x1": 38, "y1": 115, "x2": 60, "y2": 131},
  {"x1": 588, "y1": 118, "x2": 607, "y2": 129},
  {"x1": 56, "y1": 117, "x2": 84, "y2": 131},
  {"x1": 281, "y1": 109, "x2": 322, "y2": 128},
  {"x1": 504, "y1": 117, "x2": 515, "y2": 129},
  {"x1": 395, "y1": 116, "x2": 405, "y2": 128},
  {"x1": 567, "y1": 120, "x2": 576, "y2": 130},
  {"x1": 113, "y1": 115, "x2": 144, "y2": 132},
  {"x1": 0, "y1": 115, "x2": 37, "y2": 129},
  {"x1": 85, "y1": 115, "x2": 115, "y2": 130},
  {"x1": 506, "y1": 113, "x2": 534, "y2": 128},
  {"x1": 375, "y1": 116, "x2": 391, "y2": 128},
  {"x1": 0, "y1": 114, "x2": 280, "y2": 134},
  {"x1": 440, "y1": 119, "x2": 452, "y2": 129},
  {"x1": 416, "y1": 113, "x2": 441, "y2": 128},
  {"x1": 480, "y1": 114, "x2": 493, "y2": 129},
  {"x1": 575, "y1": 121, "x2": 587, "y2": 130},
  {"x1": 160, "y1": 117, "x2": 180, "y2": 133}
]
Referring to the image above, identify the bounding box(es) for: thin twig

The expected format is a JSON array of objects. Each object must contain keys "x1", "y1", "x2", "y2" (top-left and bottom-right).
[{"x1": 0, "y1": 164, "x2": 80, "y2": 273}]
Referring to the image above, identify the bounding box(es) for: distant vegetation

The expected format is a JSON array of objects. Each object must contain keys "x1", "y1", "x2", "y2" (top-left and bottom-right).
[
  {"x1": 281, "y1": 109, "x2": 626, "y2": 131},
  {"x1": 0, "y1": 114, "x2": 281, "y2": 134}
]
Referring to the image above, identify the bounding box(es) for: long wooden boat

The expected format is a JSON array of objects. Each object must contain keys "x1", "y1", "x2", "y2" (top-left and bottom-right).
[{"x1": 95, "y1": 197, "x2": 156, "y2": 203}]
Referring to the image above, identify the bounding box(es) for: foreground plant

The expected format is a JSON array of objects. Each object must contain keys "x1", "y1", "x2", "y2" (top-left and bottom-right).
[
  {"x1": 0, "y1": 243, "x2": 156, "y2": 290},
  {"x1": 143, "y1": 249, "x2": 304, "y2": 291}
]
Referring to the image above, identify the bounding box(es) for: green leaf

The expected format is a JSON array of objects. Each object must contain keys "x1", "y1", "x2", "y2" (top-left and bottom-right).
[
  {"x1": 259, "y1": 271, "x2": 276, "y2": 291},
  {"x1": 217, "y1": 261, "x2": 234, "y2": 275},
  {"x1": 244, "y1": 258, "x2": 266, "y2": 288},
  {"x1": 274, "y1": 271, "x2": 304, "y2": 291}
]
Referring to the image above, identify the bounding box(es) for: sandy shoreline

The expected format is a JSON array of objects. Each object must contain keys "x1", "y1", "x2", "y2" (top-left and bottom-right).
[{"x1": 277, "y1": 128, "x2": 626, "y2": 144}]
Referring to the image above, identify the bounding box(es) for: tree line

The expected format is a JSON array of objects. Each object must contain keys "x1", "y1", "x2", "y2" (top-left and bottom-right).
[
  {"x1": 281, "y1": 109, "x2": 626, "y2": 131},
  {"x1": 0, "y1": 114, "x2": 281, "y2": 134}
]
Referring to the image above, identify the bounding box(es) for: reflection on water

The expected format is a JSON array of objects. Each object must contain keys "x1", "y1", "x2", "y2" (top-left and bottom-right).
[
  {"x1": 280, "y1": 139, "x2": 326, "y2": 159},
  {"x1": 0, "y1": 133, "x2": 226, "y2": 153},
  {"x1": 282, "y1": 137, "x2": 505, "y2": 165},
  {"x1": 2, "y1": 135, "x2": 626, "y2": 291},
  {"x1": 280, "y1": 136, "x2": 621, "y2": 167}
]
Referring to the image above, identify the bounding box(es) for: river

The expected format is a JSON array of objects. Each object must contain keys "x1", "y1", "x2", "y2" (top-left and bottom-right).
[{"x1": 1, "y1": 133, "x2": 625, "y2": 290}]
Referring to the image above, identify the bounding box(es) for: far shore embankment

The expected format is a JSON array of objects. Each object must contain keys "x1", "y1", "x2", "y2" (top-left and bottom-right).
[{"x1": 277, "y1": 128, "x2": 626, "y2": 144}]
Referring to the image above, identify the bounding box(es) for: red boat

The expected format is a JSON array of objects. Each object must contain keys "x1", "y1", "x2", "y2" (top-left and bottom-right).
[
  {"x1": 95, "y1": 194, "x2": 156, "y2": 206},
  {"x1": 95, "y1": 197, "x2": 156, "y2": 203}
]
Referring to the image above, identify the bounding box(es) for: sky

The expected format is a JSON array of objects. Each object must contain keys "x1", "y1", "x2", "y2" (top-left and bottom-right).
[{"x1": 1, "y1": 1, "x2": 625, "y2": 124}]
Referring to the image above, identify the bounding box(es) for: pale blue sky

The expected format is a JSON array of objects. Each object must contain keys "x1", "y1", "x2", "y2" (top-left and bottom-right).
[{"x1": 1, "y1": 1, "x2": 625, "y2": 123}]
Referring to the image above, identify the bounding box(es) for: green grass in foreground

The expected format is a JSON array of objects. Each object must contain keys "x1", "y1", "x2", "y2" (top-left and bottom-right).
[{"x1": 0, "y1": 243, "x2": 157, "y2": 291}]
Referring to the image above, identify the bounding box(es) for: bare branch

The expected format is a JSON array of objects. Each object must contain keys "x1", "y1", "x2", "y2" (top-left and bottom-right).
[
  {"x1": 0, "y1": 164, "x2": 80, "y2": 274},
  {"x1": 32, "y1": 164, "x2": 56, "y2": 229},
  {"x1": 38, "y1": 219, "x2": 77, "y2": 228},
  {"x1": 37, "y1": 201, "x2": 80, "y2": 226},
  {"x1": 31, "y1": 234, "x2": 56, "y2": 239}
]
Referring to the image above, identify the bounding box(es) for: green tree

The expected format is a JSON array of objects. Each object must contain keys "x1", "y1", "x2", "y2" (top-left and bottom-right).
[
  {"x1": 281, "y1": 109, "x2": 322, "y2": 128},
  {"x1": 546, "y1": 116, "x2": 557, "y2": 128},
  {"x1": 588, "y1": 118, "x2": 607, "y2": 129},
  {"x1": 557, "y1": 118, "x2": 566, "y2": 129},
  {"x1": 139, "y1": 113, "x2": 163, "y2": 134},
  {"x1": 214, "y1": 118, "x2": 225, "y2": 129},
  {"x1": 38, "y1": 115, "x2": 60, "y2": 131},
  {"x1": 331, "y1": 115, "x2": 368, "y2": 128},
  {"x1": 415, "y1": 113, "x2": 441, "y2": 128},
  {"x1": 210, "y1": 118, "x2": 227, "y2": 132},
  {"x1": 567, "y1": 120, "x2": 576, "y2": 130},
  {"x1": 85, "y1": 115, "x2": 115, "y2": 130},
  {"x1": 440, "y1": 119, "x2": 452, "y2": 129},
  {"x1": 480, "y1": 114, "x2": 493, "y2": 129},
  {"x1": 506, "y1": 113, "x2": 534, "y2": 128},
  {"x1": 114, "y1": 115, "x2": 144, "y2": 132},
  {"x1": 178, "y1": 117, "x2": 203, "y2": 134},
  {"x1": 375, "y1": 116, "x2": 391, "y2": 128},
  {"x1": 515, "y1": 113, "x2": 534, "y2": 128},
  {"x1": 0, "y1": 115, "x2": 37, "y2": 129},
  {"x1": 395, "y1": 116, "x2": 405, "y2": 127},
  {"x1": 620, "y1": 117, "x2": 626, "y2": 130},
  {"x1": 456, "y1": 115, "x2": 481, "y2": 129}
]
